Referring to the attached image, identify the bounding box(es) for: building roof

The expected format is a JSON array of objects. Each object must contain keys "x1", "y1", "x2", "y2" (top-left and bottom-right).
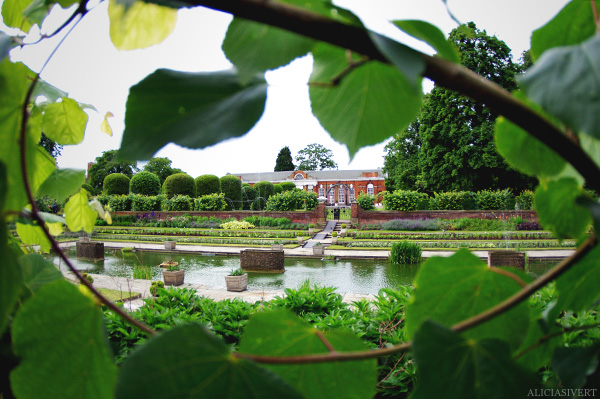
[{"x1": 229, "y1": 169, "x2": 385, "y2": 184}]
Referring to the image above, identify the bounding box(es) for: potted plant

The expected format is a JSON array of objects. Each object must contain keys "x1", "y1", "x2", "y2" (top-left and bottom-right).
[
  {"x1": 312, "y1": 242, "x2": 325, "y2": 256},
  {"x1": 271, "y1": 240, "x2": 284, "y2": 251},
  {"x1": 159, "y1": 260, "x2": 179, "y2": 268},
  {"x1": 149, "y1": 280, "x2": 165, "y2": 297},
  {"x1": 308, "y1": 223, "x2": 315, "y2": 235},
  {"x1": 163, "y1": 265, "x2": 184, "y2": 286},
  {"x1": 225, "y1": 268, "x2": 248, "y2": 292},
  {"x1": 331, "y1": 231, "x2": 338, "y2": 244},
  {"x1": 340, "y1": 223, "x2": 347, "y2": 237}
]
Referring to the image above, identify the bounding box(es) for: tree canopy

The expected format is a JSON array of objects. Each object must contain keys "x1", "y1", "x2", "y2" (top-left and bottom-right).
[
  {"x1": 142, "y1": 157, "x2": 183, "y2": 185},
  {"x1": 87, "y1": 150, "x2": 137, "y2": 194},
  {"x1": 274, "y1": 146, "x2": 295, "y2": 171},
  {"x1": 295, "y1": 143, "x2": 338, "y2": 171},
  {"x1": 384, "y1": 22, "x2": 536, "y2": 193}
]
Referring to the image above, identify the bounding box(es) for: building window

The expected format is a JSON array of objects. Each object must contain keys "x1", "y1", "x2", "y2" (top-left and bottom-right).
[
  {"x1": 318, "y1": 185, "x2": 325, "y2": 198},
  {"x1": 293, "y1": 173, "x2": 304, "y2": 180},
  {"x1": 328, "y1": 187, "x2": 335, "y2": 204},
  {"x1": 349, "y1": 185, "x2": 355, "y2": 202},
  {"x1": 338, "y1": 186, "x2": 345, "y2": 204},
  {"x1": 367, "y1": 183, "x2": 374, "y2": 196}
]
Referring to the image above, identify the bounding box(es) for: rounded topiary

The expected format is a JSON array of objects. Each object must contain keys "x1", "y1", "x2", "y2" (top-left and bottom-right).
[
  {"x1": 254, "y1": 181, "x2": 274, "y2": 201},
  {"x1": 103, "y1": 173, "x2": 130, "y2": 195},
  {"x1": 242, "y1": 185, "x2": 257, "y2": 210},
  {"x1": 195, "y1": 174, "x2": 221, "y2": 197},
  {"x1": 163, "y1": 173, "x2": 196, "y2": 199},
  {"x1": 220, "y1": 175, "x2": 242, "y2": 210},
  {"x1": 273, "y1": 184, "x2": 283, "y2": 195},
  {"x1": 81, "y1": 183, "x2": 95, "y2": 195},
  {"x1": 280, "y1": 181, "x2": 296, "y2": 192},
  {"x1": 130, "y1": 171, "x2": 161, "y2": 196}
]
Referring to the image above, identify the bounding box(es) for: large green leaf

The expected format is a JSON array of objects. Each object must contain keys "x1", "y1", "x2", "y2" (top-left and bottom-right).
[
  {"x1": 405, "y1": 249, "x2": 530, "y2": 350},
  {"x1": 0, "y1": 32, "x2": 11, "y2": 62},
  {"x1": 520, "y1": 34, "x2": 600, "y2": 139},
  {"x1": 411, "y1": 321, "x2": 540, "y2": 399},
  {"x1": 555, "y1": 244, "x2": 600, "y2": 312},
  {"x1": 64, "y1": 189, "x2": 97, "y2": 233},
  {"x1": 36, "y1": 168, "x2": 85, "y2": 202},
  {"x1": 19, "y1": 253, "x2": 63, "y2": 294},
  {"x1": 530, "y1": 0, "x2": 599, "y2": 60},
  {"x1": 1, "y1": 0, "x2": 36, "y2": 32},
  {"x1": 238, "y1": 310, "x2": 377, "y2": 399},
  {"x1": 41, "y1": 98, "x2": 88, "y2": 145},
  {"x1": 121, "y1": 69, "x2": 267, "y2": 161},
  {"x1": 309, "y1": 43, "x2": 422, "y2": 158},
  {"x1": 514, "y1": 309, "x2": 562, "y2": 371},
  {"x1": 116, "y1": 323, "x2": 302, "y2": 399},
  {"x1": 393, "y1": 20, "x2": 460, "y2": 63},
  {"x1": 534, "y1": 178, "x2": 592, "y2": 240},
  {"x1": 108, "y1": 0, "x2": 177, "y2": 50},
  {"x1": 223, "y1": 18, "x2": 315, "y2": 84},
  {"x1": 0, "y1": 220, "x2": 22, "y2": 335},
  {"x1": 10, "y1": 279, "x2": 117, "y2": 399},
  {"x1": 16, "y1": 222, "x2": 51, "y2": 253},
  {"x1": 552, "y1": 343, "x2": 600, "y2": 389}
]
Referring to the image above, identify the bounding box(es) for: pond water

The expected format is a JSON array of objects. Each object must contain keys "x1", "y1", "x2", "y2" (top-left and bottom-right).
[{"x1": 50, "y1": 249, "x2": 558, "y2": 295}]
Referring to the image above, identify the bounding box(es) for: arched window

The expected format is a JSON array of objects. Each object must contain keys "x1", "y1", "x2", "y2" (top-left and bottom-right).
[{"x1": 367, "y1": 183, "x2": 374, "y2": 196}]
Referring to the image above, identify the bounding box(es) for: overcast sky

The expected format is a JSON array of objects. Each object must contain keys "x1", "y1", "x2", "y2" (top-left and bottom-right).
[{"x1": 3, "y1": 0, "x2": 570, "y2": 177}]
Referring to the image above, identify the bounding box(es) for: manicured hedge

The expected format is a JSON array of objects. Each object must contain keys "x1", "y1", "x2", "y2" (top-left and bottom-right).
[
  {"x1": 383, "y1": 190, "x2": 429, "y2": 211},
  {"x1": 131, "y1": 194, "x2": 163, "y2": 211},
  {"x1": 265, "y1": 190, "x2": 318, "y2": 211},
  {"x1": 163, "y1": 173, "x2": 196, "y2": 199},
  {"x1": 273, "y1": 183, "x2": 283, "y2": 195},
  {"x1": 220, "y1": 175, "x2": 242, "y2": 210},
  {"x1": 242, "y1": 185, "x2": 257, "y2": 210},
  {"x1": 195, "y1": 174, "x2": 220, "y2": 197},
  {"x1": 130, "y1": 171, "x2": 161, "y2": 196},
  {"x1": 280, "y1": 181, "x2": 297, "y2": 192},
  {"x1": 109, "y1": 195, "x2": 132, "y2": 211},
  {"x1": 162, "y1": 195, "x2": 192, "y2": 211},
  {"x1": 103, "y1": 173, "x2": 130, "y2": 195},
  {"x1": 194, "y1": 193, "x2": 227, "y2": 211},
  {"x1": 516, "y1": 190, "x2": 534, "y2": 210},
  {"x1": 254, "y1": 181, "x2": 274, "y2": 201},
  {"x1": 429, "y1": 191, "x2": 476, "y2": 210}
]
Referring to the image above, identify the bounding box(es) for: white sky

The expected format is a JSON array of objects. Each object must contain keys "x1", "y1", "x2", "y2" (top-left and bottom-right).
[{"x1": 2, "y1": 0, "x2": 570, "y2": 177}]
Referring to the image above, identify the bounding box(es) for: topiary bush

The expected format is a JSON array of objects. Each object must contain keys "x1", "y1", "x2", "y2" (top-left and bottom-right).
[
  {"x1": 383, "y1": 190, "x2": 429, "y2": 211},
  {"x1": 103, "y1": 173, "x2": 130, "y2": 195},
  {"x1": 195, "y1": 174, "x2": 220, "y2": 197},
  {"x1": 253, "y1": 181, "x2": 274, "y2": 202},
  {"x1": 220, "y1": 175, "x2": 242, "y2": 210},
  {"x1": 475, "y1": 189, "x2": 515, "y2": 210},
  {"x1": 194, "y1": 193, "x2": 227, "y2": 211},
  {"x1": 273, "y1": 183, "x2": 283, "y2": 195},
  {"x1": 280, "y1": 181, "x2": 297, "y2": 192},
  {"x1": 242, "y1": 185, "x2": 257, "y2": 210},
  {"x1": 163, "y1": 173, "x2": 196, "y2": 199},
  {"x1": 81, "y1": 183, "x2": 95, "y2": 196},
  {"x1": 161, "y1": 195, "x2": 192, "y2": 211},
  {"x1": 516, "y1": 190, "x2": 534, "y2": 210},
  {"x1": 357, "y1": 193, "x2": 375, "y2": 210},
  {"x1": 130, "y1": 171, "x2": 161, "y2": 196}
]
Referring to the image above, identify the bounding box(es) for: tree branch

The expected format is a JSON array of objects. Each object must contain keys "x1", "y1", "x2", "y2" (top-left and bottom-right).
[{"x1": 168, "y1": 0, "x2": 600, "y2": 193}]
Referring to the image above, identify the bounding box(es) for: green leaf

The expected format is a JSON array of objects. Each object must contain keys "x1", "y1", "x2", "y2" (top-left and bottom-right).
[
  {"x1": 1, "y1": 0, "x2": 36, "y2": 32},
  {"x1": 0, "y1": 220, "x2": 23, "y2": 335},
  {"x1": 223, "y1": 18, "x2": 315, "y2": 84},
  {"x1": 19, "y1": 253, "x2": 62, "y2": 293},
  {"x1": 393, "y1": 20, "x2": 460, "y2": 63},
  {"x1": 411, "y1": 321, "x2": 540, "y2": 399},
  {"x1": 405, "y1": 249, "x2": 530, "y2": 350},
  {"x1": 116, "y1": 323, "x2": 302, "y2": 399},
  {"x1": 120, "y1": 69, "x2": 267, "y2": 161},
  {"x1": 0, "y1": 32, "x2": 12, "y2": 62},
  {"x1": 108, "y1": 0, "x2": 177, "y2": 50},
  {"x1": 309, "y1": 43, "x2": 422, "y2": 158},
  {"x1": 32, "y1": 79, "x2": 69, "y2": 103},
  {"x1": 36, "y1": 168, "x2": 85, "y2": 202},
  {"x1": 552, "y1": 343, "x2": 600, "y2": 389},
  {"x1": 238, "y1": 310, "x2": 377, "y2": 399},
  {"x1": 367, "y1": 31, "x2": 424, "y2": 89},
  {"x1": 16, "y1": 222, "x2": 51, "y2": 253},
  {"x1": 41, "y1": 98, "x2": 88, "y2": 145},
  {"x1": 530, "y1": 0, "x2": 598, "y2": 61},
  {"x1": 64, "y1": 189, "x2": 97, "y2": 233},
  {"x1": 514, "y1": 310, "x2": 562, "y2": 371},
  {"x1": 534, "y1": 178, "x2": 592, "y2": 240},
  {"x1": 555, "y1": 244, "x2": 600, "y2": 312},
  {"x1": 10, "y1": 280, "x2": 117, "y2": 399},
  {"x1": 520, "y1": 34, "x2": 600, "y2": 139}
]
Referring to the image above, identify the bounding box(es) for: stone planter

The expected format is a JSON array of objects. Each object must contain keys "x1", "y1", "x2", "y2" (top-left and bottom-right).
[
  {"x1": 225, "y1": 273, "x2": 248, "y2": 292},
  {"x1": 331, "y1": 237, "x2": 338, "y2": 244},
  {"x1": 163, "y1": 269, "x2": 184, "y2": 286},
  {"x1": 271, "y1": 244, "x2": 284, "y2": 251},
  {"x1": 312, "y1": 245, "x2": 325, "y2": 256},
  {"x1": 340, "y1": 229, "x2": 347, "y2": 237},
  {"x1": 308, "y1": 228, "x2": 315, "y2": 235},
  {"x1": 164, "y1": 241, "x2": 176, "y2": 250},
  {"x1": 297, "y1": 237, "x2": 304, "y2": 245}
]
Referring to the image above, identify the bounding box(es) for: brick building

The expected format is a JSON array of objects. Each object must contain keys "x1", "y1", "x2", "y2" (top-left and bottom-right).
[{"x1": 230, "y1": 169, "x2": 386, "y2": 205}]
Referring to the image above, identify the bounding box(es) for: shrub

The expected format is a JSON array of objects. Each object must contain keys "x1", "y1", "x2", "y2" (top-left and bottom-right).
[
  {"x1": 220, "y1": 175, "x2": 243, "y2": 210},
  {"x1": 220, "y1": 220, "x2": 255, "y2": 229},
  {"x1": 264, "y1": 190, "x2": 317, "y2": 211},
  {"x1": 382, "y1": 218, "x2": 441, "y2": 231},
  {"x1": 429, "y1": 191, "x2": 476, "y2": 210},
  {"x1": 389, "y1": 241, "x2": 422, "y2": 264},
  {"x1": 81, "y1": 183, "x2": 95, "y2": 195},
  {"x1": 254, "y1": 181, "x2": 274, "y2": 201},
  {"x1": 130, "y1": 171, "x2": 161, "y2": 196},
  {"x1": 109, "y1": 195, "x2": 132, "y2": 211},
  {"x1": 383, "y1": 190, "x2": 429, "y2": 211},
  {"x1": 242, "y1": 185, "x2": 257, "y2": 210},
  {"x1": 149, "y1": 281, "x2": 164, "y2": 297},
  {"x1": 516, "y1": 190, "x2": 534, "y2": 210},
  {"x1": 357, "y1": 193, "x2": 375, "y2": 210},
  {"x1": 516, "y1": 221, "x2": 543, "y2": 230},
  {"x1": 475, "y1": 189, "x2": 515, "y2": 210},
  {"x1": 131, "y1": 194, "x2": 163, "y2": 211},
  {"x1": 163, "y1": 173, "x2": 196, "y2": 199},
  {"x1": 195, "y1": 174, "x2": 220, "y2": 197},
  {"x1": 280, "y1": 181, "x2": 297, "y2": 192},
  {"x1": 103, "y1": 173, "x2": 130, "y2": 195},
  {"x1": 96, "y1": 193, "x2": 111, "y2": 207},
  {"x1": 34, "y1": 196, "x2": 61, "y2": 213},
  {"x1": 298, "y1": 191, "x2": 318, "y2": 210},
  {"x1": 162, "y1": 195, "x2": 192, "y2": 211},
  {"x1": 194, "y1": 193, "x2": 227, "y2": 211},
  {"x1": 273, "y1": 183, "x2": 283, "y2": 195}
]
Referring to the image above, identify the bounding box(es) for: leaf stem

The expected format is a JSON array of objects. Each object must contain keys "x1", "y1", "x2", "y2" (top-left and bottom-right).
[{"x1": 592, "y1": 0, "x2": 600, "y2": 33}]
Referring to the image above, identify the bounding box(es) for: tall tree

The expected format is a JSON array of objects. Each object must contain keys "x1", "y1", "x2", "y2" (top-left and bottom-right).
[
  {"x1": 142, "y1": 157, "x2": 183, "y2": 185},
  {"x1": 87, "y1": 150, "x2": 138, "y2": 193},
  {"x1": 274, "y1": 146, "x2": 295, "y2": 171},
  {"x1": 384, "y1": 22, "x2": 536, "y2": 193},
  {"x1": 295, "y1": 143, "x2": 337, "y2": 171}
]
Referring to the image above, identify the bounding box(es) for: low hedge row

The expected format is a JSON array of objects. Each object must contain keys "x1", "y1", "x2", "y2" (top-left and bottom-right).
[{"x1": 96, "y1": 193, "x2": 230, "y2": 212}]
